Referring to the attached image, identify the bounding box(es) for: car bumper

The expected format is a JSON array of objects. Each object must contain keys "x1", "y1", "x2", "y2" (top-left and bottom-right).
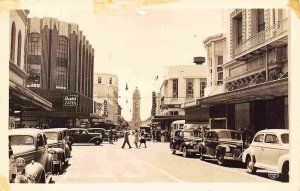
[{"x1": 224, "y1": 152, "x2": 242, "y2": 161}]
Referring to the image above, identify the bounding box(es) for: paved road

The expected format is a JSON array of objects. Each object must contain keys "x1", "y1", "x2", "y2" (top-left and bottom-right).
[{"x1": 53, "y1": 135, "x2": 280, "y2": 183}]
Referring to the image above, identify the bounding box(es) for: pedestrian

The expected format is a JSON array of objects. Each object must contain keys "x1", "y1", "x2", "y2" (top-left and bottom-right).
[
  {"x1": 109, "y1": 129, "x2": 113, "y2": 144},
  {"x1": 161, "y1": 131, "x2": 165, "y2": 142},
  {"x1": 134, "y1": 130, "x2": 139, "y2": 148},
  {"x1": 139, "y1": 131, "x2": 147, "y2": 148},
  {"x1": 122, "y1": 130, "x2": 132, "y2": 149}
]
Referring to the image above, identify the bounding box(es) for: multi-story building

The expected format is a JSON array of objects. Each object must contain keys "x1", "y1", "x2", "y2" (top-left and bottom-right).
[
  {"x1": 23, "y1": 17, "x2": 95, "y2": 128},
  {"x1": 194, "y1": 9, "x2": 288, "y2": 132},
  {"x1": 132, "y1": 87, "x2": 141, "y2": 129},
  {"x1": 93, "y1": 73, "x2": 119, "y2": 127},
  {"x1": 153, "y1": 62, "x2": 207, "y2": 131},
  {"x1": 9, "y1": 10, "x2": 52, "y2": 129}
]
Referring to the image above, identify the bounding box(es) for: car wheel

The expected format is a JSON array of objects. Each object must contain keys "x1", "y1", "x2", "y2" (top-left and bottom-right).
[
  {"x1": 246, "y1": 155, "x2": 256, "y2": 174},
  {"x1": 95, "y1": 140, "x2": 101, "y2": 145},
  {"x1": 281, "y1": 162, "x2": 289, "y2": 181},
  {"x1": 182, "y1": 147, "x2": 189, "y2": 158},
  {"x1": 216, "y1": 151, "x2": 225, "y2": 166},
  {"x1": 199, "y1": 149, "x2": 206, "y2": 161}
]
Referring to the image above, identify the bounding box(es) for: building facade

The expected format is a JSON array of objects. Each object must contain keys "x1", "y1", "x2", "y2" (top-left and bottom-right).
[
  {"x1": 23, "y1": 17, "x2": 95, "y2": 128},
  {"x1": 132, "y1": 87, "x2": 141, "y2": 128},
  {"x1": 153, "y1": 63, "x2": 207, "y2": 130},
  {"x1": 9, "y1": 10, "x2": 52, "y2": 129},
  {"x1": 93, "y1": 73, "x2": 119, "y2": 127},
  {"x1": 195, "y1": 9, "x2": 288, "y2": 132}
]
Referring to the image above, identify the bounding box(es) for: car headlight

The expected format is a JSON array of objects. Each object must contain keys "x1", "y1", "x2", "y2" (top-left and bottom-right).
[
  {"x1": 225, "y1": 146, "x2": 231, "y2": 152},
  {"x1": 48, "y1": 149, "x2": 56, "y2": 154},
  {"x1": 26, "y1": 173, "x2": 37, "y2": 183},
  {"x1": 15, "y1": 157, "x2": 26, "y2": 169}
]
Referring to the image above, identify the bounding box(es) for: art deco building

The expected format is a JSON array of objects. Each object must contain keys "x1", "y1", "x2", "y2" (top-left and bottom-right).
[
  {"x1": 9, "y1": 10, "x2": 52, "y2": 129},
  {"x1": 132, "y1": 87, "x2": 141, "y2": 128},
  {"x1": 23, "y1": 17, "x2": 95, "y2": 128}
]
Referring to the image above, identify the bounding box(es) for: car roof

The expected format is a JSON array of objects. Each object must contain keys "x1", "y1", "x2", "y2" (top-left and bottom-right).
[
  {"x1": 69, "y1": 128, "x2": 88, "y2": 130},
  {"x1": 9, "y1": 128, "x2": 44, "y2": 136},
  {"x1": 88, "y1": 128, "x2": 105, "y2": 130},
  {"x1": 209, "y1": 129, "x2": 240, "y2": 133},
  {"x1": 42, "y1": 128, "x2": 68, "y2": 133},
  {"x1": 255, "y1": 129, "x2": 289, "y2": 134}
]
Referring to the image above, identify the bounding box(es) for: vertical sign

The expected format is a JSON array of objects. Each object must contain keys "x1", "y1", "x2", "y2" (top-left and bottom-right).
[{"x1": 103, "y1": 100, "x2": 107, "y2": 116}]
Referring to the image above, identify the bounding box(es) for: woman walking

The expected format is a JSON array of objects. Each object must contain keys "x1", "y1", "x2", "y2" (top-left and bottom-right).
[
  {"x1": 139, "y1": 131, "x2": 147, "y2": 148},
  {"x1": 134, "y1": 130, "x2": 139, "y2": 148}
]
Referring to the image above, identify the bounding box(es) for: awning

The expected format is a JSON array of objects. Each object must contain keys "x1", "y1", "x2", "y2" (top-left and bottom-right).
[
  {"x1": 196, "y1": 78, "x2": 288, "y2": 107},
  {"x1": 9, "y1": 80, "x2": 52, "y2": 111},
  {"x1": 152, "y1": 115, "x2": 185, "y2": 122}
]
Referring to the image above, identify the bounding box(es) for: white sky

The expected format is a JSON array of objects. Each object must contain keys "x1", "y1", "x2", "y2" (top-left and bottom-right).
[{"x1": 23, "y1": 0, "x2": 224, "y2": 121}]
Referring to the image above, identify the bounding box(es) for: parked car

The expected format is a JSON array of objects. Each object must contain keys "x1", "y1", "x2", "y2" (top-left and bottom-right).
[
  {"x1": 199, "y1": 129, "x2": 243, "y2": 165},
  {"x1": 139, "y1": 126, "x2": 152, "y2": 141},
  {"x1": 69, "y1": 128, "x2": 103, "y2": 145},
  {"x1": 42, "y1": 128, "x2": 71, "y2": 174},
  {"x1": 116, "y1": 130, "x2": 125, "y2": 138},
  {"x1": 87, "y1": 128, "x2": 106, "y2": 140},
  {"x1": 9, "y1": 128, "x2": 53, "y2": 183},
  {"x1": 242, "y1": 129, "x2": 289, "y2": 178},
  {"x1": 170, "y1": 129, "x2": 203, "y2": 157}
]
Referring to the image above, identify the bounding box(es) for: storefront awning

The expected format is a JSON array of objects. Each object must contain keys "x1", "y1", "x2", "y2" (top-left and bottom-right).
[
  {"x1": 9, "y1": 81, "x2": 52, "y2": 111},
  {"x1": 152, "y1": 115, "x2": 185, "y2": 122},
  {"x1": 196, "y1": 78, "x2": 288, "y2": 107}
]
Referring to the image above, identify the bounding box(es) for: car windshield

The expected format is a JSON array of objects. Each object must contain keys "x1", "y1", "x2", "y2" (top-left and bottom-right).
[
  {"x1": 10, "y1": 135, "x2": 34, "y2": 146},
  {"x1": 45, "y1": 132, "x2": 59, "y2": 140},
  {"x1": 194, "y1": 131, "x2": 202, "y2": 138},
  {"x1": 218, "y1": 131, "x2": 241, "y2": 140},
  {"x1": 281, "y1": 133, "x2": 289, "y2": 144}
]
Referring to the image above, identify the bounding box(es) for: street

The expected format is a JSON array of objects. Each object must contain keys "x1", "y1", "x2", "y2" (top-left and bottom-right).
[{"x1": 53, "y1": 135, "x2": 279, "y2": 183}]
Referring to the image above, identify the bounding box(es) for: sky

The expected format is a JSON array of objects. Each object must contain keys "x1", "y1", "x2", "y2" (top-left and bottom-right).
[{"x1": 23, "y1": 0, "x2": 223, "y2": 121}]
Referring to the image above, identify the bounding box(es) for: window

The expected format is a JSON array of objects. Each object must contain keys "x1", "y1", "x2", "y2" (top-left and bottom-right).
[
  {"x1": 281, "y1": 133, "x2": 289, "y2": 144},
  {"x1": 98, "y1": 77, "x2": 102, "y2": 84},
  {"x1": 258, "y1": 9, "x2": 265, "y2": 32},
  {"x1": 254, "y1": 134, "x2": 264, "y2": 142},
  {"x1": 56, "y1": 36, "x2": 68, "y2": 90},
  {"x1": 237, "y1": 16, "x2": 243, "y2": 44},
  {"x1": 109, "y1": 77, "x2": 112, "y2": 84},
  {"x1": 172, "y1": 79, "x2": 178, "y2": 98},
  {"x1": 265, "y1": 134, "x2": 279, "y2": 144},
  {"x1": 200, "y1": 78, "x2": 206, "y2": 97},
  {"x1": 186, "y1": 79, "x2": 193, "y2": 98},
  {"x1": 27, "y1": 33, "x2": 41, "y2": 88},
  {"x1": 217, "y1": 56, "x2": 223, "y2": 84},
  {"x1": 10, "y1": 22, "x2": 16, "y2": 62},
  {"x1": 169, "y1": 111, "x2": 179, "y2": 115},
  {"x1": 17, "y1": 31, "x2": 22, "y2": 67}
]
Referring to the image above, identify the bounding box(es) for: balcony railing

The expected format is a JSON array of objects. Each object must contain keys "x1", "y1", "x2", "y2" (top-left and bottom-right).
[{"x1": 235, "y1": 18, "x2": 288, "y2": 58}]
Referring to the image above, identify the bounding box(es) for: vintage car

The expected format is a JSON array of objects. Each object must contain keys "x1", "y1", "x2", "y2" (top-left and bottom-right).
[
  {"x1": 42, "y1": 128, "x2": 72, "y2": 174},
  {"x1": 116, "y1": 130, "x2": 125, "y2": 138},
  {"x1": 139, "y1": 126, "x2": 152, "y2": 141},
  {"x1": 9, "y1": 128, "x2": 53, "y2": 183},
  {"x1": 199, "y1": 129, "x2": 243, "y2": 165},
  {"x1": 69, "y1": 128, "x2": 103, "y2": 145},
  {"x1": 242, "y1": 129, "x2": 289, "y2": 178},
  {"x1": 170, "y1": 128, "x2": 203, "y2": 157}
]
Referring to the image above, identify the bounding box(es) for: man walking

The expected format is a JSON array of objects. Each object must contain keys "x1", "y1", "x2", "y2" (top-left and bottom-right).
[{"x1": 122, "y1": 130, "x2": 132, "y2": 149}]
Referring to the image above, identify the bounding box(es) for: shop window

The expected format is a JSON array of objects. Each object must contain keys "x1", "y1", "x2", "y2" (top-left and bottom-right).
[{"x1": 200, "y1": 79, "x2": 206, "y2": 97}]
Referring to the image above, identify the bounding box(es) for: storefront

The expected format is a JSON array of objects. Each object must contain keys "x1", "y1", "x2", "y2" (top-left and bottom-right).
[{"x1": 196, "y1": 78, "x2": 288, "y2": 133}]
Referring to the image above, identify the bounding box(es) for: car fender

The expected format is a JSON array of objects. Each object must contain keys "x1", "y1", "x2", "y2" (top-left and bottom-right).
[
  {"x1": 24, "y1": 161, "x2": 45, "y2": 183},
  {"x1": 241, "y1": 147, "x2": 255, "y2": 163},
  {"x1": 277, "y1": 154, "x2": 289, "y2": 173},
  {"x1": 89, "y1": 136, "x2": 103, "y2": 143},
  {"x1": 49, "y1": 147, "x2": 65, "y2": 161}
]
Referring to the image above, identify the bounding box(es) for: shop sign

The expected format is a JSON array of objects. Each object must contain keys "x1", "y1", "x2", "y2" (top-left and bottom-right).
[{"x1": 63, "y1": 95, "x2": 78, "y2": 106}]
